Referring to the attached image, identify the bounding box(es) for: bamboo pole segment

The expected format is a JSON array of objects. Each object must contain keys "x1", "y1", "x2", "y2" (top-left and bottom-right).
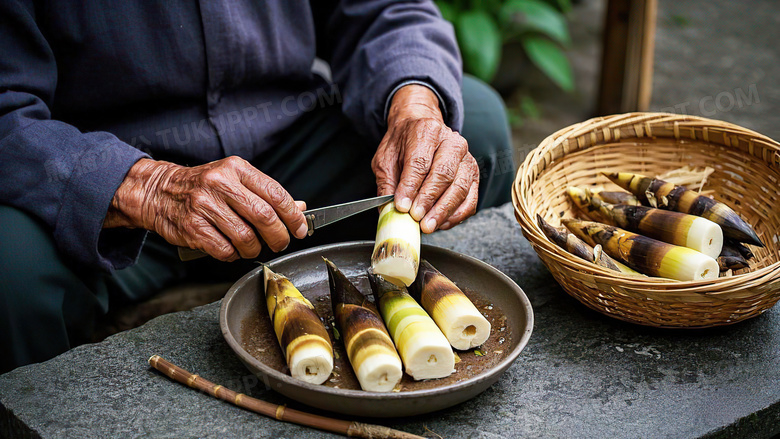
[{"x1": 148, "y1": 355, "x2": 424, "y2": 439}]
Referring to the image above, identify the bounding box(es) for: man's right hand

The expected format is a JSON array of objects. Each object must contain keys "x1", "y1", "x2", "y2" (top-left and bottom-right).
[{"x1": 103, "y1": 156, "x2": 308, "y2": 261}]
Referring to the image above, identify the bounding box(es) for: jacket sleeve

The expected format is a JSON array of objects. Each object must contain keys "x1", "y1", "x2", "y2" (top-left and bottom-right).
[
  {"x1": 0, "y1": 0, "x2": 149, "y2": 271},
  {"x1": 315, "y1": 0, "x2": 463, "y2": 142}
]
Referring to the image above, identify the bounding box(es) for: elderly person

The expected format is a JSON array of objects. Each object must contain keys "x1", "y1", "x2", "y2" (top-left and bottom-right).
[{"x1": 0, "y1": 0, "x2": 513, "y2": 372}]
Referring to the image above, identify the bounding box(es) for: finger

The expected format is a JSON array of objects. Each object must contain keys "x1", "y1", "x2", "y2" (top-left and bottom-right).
[
  {"x1": 295, "y1": 200, "x2": 307, "y2": 211},
  {"x1": 223, "y1": 189, "x2": 291, "y2": 253},
  {"x1": 394, "y1": 135, "x2": 439, "y2": 213},
  {"x1": 197, "y1": 194, "x2": 264, "y2": 259},
  {"x1": 176, "y1": 215, "x2": 240, "y2": 262},
  {"x1": 419, "y1": 157, "x2": 476, "y2": 233},
  {"x1": 238, "y1": 166, "x2": 308, "y2": 241},
  {"x1": 408, "y1": 137, "x2": 467, "y2": 221},
  {"x1": 439, "y1": 180, "x2": 479, "y2": 230},
  {"x1": 371, "y1": 137, "x2": 401, "y2": 199},
  {"x1": 149, "y1": 182, "x2": 240, "y2": 261}
]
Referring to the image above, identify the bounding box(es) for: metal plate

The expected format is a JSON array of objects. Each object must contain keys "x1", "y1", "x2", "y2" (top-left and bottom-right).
[{"x1": 220, "y1": 241, "x2": 533, "y2": 417}]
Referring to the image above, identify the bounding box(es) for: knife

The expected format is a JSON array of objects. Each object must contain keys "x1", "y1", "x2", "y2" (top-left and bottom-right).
[{"x1": 177, "y1": 194, "x2": 394, "y2": 261}]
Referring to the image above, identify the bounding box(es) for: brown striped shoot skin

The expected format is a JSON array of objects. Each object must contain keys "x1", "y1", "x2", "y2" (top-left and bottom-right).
[
  {"x1": 536, "y1": 214, "x2": 638, "y2": 274},
  {"x1": 602, "y1": 172, "x2": 763, "y2": 247},
  {"x1": 567, "y1": 186, "x2": 724, "y2": 259},
  {"x1": 561, "y1": 219, "x2": 719, "y2": 281},
  {"x1": 725, "y1": 239, "x2": 754, "y2": 260},
  {"x1": 408, "y1": 260, "x2": 491, "y2": 350},
  {"x1": 263, "y1": 265, "x2": 333, "y2": 384},
  {"x1": 368, "y1": 271, "x2": 454, "y2": 380},
  {"x1": 324, "y1": 258, "x2": 402, "y2": 392},
  {"x1": 592, "y1": 189, "x2": 641, "y2": 206},
  {"x1": 717, "y1": 243, "x2": 750, "y2": 271}
]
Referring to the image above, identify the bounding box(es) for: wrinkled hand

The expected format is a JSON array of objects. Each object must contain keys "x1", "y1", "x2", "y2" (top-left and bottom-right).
[
  {"x1": 104, "y1": 156, "x2": 308, "y2": 261},
  {"x1": 372, "y1": 84, "x2": 479, "y2": 233}
]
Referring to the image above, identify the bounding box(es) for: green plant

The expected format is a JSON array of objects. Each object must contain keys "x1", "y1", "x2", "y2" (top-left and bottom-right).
[{"x1": 436, "y1": 0, "x2": 574, "y2": 92}]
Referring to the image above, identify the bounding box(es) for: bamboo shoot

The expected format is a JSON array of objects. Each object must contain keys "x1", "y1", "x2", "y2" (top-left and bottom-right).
[
  {"x1": 324, "y1": 258, "x2": 402, "y2": 392},
  {"x1": 409, "y1": 260, "x2": 491, "y2": 350},
  {"x1": 562, "y1": 219, "x2": 719, "y2": 281},
  {"x1": 537, "y1": 213, "x2": 638, "y2": 274},
  {"x1": 264, "y1": 265, "x2": 333, "y2": 384},
  {"x1": 371, "y1": 202, "x2": 421, "y2": 286},
  {"x1": 602, "y1": 172, "x2": 763, "y2": 247},
  {"x1": 367, "y1": 271, "x2": 454, "y2": 380},
  {"x1": 567, "y1": 187, "x2": 724, "y2": 258}
]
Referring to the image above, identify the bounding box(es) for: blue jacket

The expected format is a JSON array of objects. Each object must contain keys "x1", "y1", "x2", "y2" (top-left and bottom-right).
[{"x1": 0, "y1": 0, "x2": 463, "y2": 271}]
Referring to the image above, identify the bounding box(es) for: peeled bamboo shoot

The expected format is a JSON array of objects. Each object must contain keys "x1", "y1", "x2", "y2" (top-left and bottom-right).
[
  {"x1": 263, "y1": 265, "x2": 333, "y2": 384},
  {"x1": 602, "y1": 172, "x2": 763, "y2": 247},
  {"x1": 408, "y1": 260, "x2": 491, "y2": 350},
  {"x1": 567, "y1": 187, "x2": 724, "y2": 258},
  {"x1": 324, "y1": 258, "x2": 402, "y2": 392},
  {"x1": 368, "y1": 271, "x2": 454, "y2": 380},
  {"x1": 562, "y1": 219, "x2": 719, "y2": 281},
  {"x1": 371, "y1": 202, "x2": 421, "y2": 286}
]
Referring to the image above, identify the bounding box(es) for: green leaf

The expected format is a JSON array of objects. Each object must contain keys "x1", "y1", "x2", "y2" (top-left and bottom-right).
[
  {"x1": 455, "y1": 10, "x2": 502, "y2": 82},
  {"x1": 520, "y1": 95, "x2": 540, "y2": 119},
  {"x1": 500, "y1": 0, "x2": 570, "y2": 45},
  {"x1": 522, "y1": 36, "x2": 574, "y2": 92},
  {"x1": 506, "y1": 106, "x2": 524, "y2": 128},
  {"x1": 482, "y1": 0, "x2": 504, "y2": 15},
  {"x1": 435, "y1": 1, "x2": 458, "y2": 23},
  {"x1": 549, "y1": 0, "x2": 571, "y2": 13}
]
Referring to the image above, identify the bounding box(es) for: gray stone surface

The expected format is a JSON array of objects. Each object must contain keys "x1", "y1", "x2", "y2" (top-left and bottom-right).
[
  {"x1": 2, "y1": 203, "x2": 779, "y2": 439},
  {"x1": 650, "y1": 1, "x2": 780, "y2": 141}
]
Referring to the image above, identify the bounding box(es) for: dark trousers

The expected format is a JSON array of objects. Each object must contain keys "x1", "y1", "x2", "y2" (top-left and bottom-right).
[{"x1": 0, "y1": 76, "x2": 514, "y2": 373}]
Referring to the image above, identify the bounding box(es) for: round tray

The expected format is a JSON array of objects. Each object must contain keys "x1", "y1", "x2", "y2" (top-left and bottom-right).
[
  {"x1": 512, "y1": 112, "x2": 780, "y2": 328},
  {"x1": 220, "y1": 241, "x2": 533, "y2": 417}
]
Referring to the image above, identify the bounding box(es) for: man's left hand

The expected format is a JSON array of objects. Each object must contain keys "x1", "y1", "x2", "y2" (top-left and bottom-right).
[{"x1": 372, "y1": 84, "x2": 479, "y2": 234}]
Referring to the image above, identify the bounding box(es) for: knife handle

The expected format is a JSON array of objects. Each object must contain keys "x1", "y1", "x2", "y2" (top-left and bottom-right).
[
  {"x1": 177, "y1": 213, "x2": 319, "y2": 261},
  {"x1": 178, "y1": 246, "x2": 209, "y2": 261}
]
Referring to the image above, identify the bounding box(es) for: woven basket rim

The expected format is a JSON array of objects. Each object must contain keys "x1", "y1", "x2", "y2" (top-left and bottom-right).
[{"x1": 514, "y1": 112, "x2": 780, "y2": 289}]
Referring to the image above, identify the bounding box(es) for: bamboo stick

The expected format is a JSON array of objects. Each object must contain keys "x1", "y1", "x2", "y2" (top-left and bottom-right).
[{"x1": 148, "y1": 355, "x2": 423, "y2": 439}]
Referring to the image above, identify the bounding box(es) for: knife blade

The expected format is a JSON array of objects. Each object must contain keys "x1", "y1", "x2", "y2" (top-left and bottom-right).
[
  {"x1": 177, "y1": 194, "x2": 394, "y2": 261},
  {"x1": 302, "y1": 194, "x2": 393, "y2": 234}
]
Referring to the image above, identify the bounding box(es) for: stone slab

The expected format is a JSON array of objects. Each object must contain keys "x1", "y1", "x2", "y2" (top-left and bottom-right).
[{"x1": 1, "y1": 203, "x2": 779, "y2": 438}]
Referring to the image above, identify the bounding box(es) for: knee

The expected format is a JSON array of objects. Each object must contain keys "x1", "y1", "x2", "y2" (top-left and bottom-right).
[
  {"x1": 0, "y1": 205, "x2": 106, "y2": 310},
  {"x1": 459, "y1": 76, "x2": 515, "y2": 209},
  {"x1": 0, "y1": 206, "x2": 62, "y2": 288},
  {"x1": 0, "y1": 206, "x2": 98, "y2": 371}
]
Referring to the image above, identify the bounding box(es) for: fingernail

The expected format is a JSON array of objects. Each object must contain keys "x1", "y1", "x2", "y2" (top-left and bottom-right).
[
  {"x1": 424, "y1": 218, "x2": 437, "y2": 232},
  {"x1": 440, "y1": 221, "x2": 452, "y2": 229},
  {"x1": 397, "y1": 197, "x2": 412, "y2": 211},
  {"x1": 412, "y1": 206, "x2": 425, "y2": 221},
  {"x1": 296, "y1": 223, "x2": 309, "y2": 239}
]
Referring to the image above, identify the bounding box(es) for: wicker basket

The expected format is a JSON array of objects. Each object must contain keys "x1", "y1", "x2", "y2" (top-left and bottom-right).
[{"x1": 512, "y1": 112, "x2": 780, "y2": 328}]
